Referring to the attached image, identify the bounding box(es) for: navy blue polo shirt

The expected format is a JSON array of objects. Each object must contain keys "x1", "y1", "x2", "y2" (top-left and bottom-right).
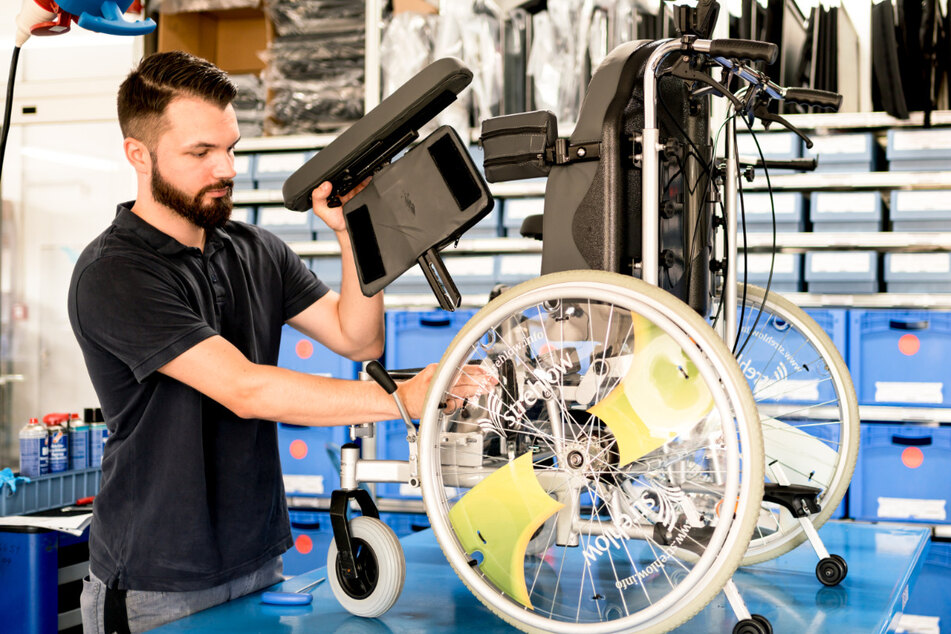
[{"x1": 67, "y1": 202, "x2": 329, "y2": 591}]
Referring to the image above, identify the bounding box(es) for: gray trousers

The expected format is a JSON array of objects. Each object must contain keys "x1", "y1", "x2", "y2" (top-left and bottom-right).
[{"x1": 80, "y1": 556, "x2": 283, "y2": 633}]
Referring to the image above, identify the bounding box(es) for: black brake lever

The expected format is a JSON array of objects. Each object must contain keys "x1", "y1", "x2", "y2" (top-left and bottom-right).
[
  {"x1": 752, "y1": 101, "x2": 814, "y2": 149},
  {"x1": 667, "y1": 57, "x2": 744, "y2": 110}
]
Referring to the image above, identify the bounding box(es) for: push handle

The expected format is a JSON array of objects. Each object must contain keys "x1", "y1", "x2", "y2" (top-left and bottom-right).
[
  {"x1": 783, "y1": 88, "x2": 843, "y2": 112},
  {"x1": 365, "y1": 360, "x2": 398, "y2": 395},
  {"x1": 708, "y1": 39, "x2": 778, "y2": 64}
]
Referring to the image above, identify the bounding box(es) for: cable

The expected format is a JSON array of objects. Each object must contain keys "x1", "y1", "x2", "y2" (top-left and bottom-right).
[{"x1": 0, "y1": 46, "x2": 22, "y2": 183}]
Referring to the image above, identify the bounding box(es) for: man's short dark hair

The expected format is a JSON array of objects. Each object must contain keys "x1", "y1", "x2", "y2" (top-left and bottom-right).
[{"x1": 117, "y1": 51, "x2": 237, "y2": 149}]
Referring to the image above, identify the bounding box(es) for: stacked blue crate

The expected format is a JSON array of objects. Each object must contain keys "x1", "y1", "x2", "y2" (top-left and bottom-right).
[
  {"x1": 809, "y1": 192, "x2": 885, "y2": 232},
  {"x1": 736, "y1": 131, "x2": 801, "y2": 174},
  {"x1": 738, "y1": 192, "x2": 806, "y2": 232},
  {"x1": 277, "y1": 324, "x2": 359, "y2": 497},
  {"x1": 884, "y1": 253, "x2": 951, "y2": 293},
  {"x1": 850, "y1": 424, "x2": 951, "y2": 524},
  {"x1": 283, "y1": 509, "x2": 335, "y2": 575},
  {"x1": 387, "y1": 254, "x2": 498, "y2": 296},
  {"x1": 804, "y1": 132, "x2": 878, "y2": 172},
  {"x1": 254, "y1": 150, "x2": 316, "y2": 242},
  {"x1": 887, "y1": 128, "x2": 951, "y2": 171},
  {"x1": 376, "y1": 309, "x2": 478, "y2": 499},
  {"x1": 496, "y1": 253, "x2": 543, "y2": 288},
  {"x1": 890, "y1": 190, "x2": 951, "y2": 231},
  {"x1": 848, "y1": 309, "x2": 951, "y2": 407},
  {"x1": 232, "y1": 152, "x2": 257, "y2": 225},
  {"x1": 737, "y1": 253, "x2": 803, "y2": 292},
  {"x1": 805, "y1": 251, "x2": 879, "y2": 293},
  {"x1": 501, "y1": 197, "x2": 545, "y2": 237}
]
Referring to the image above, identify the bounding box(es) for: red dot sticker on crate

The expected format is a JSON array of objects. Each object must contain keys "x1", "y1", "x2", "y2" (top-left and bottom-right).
[
  {"x1": 296, "y1": 339, "x2": 314, "y2": 359},
  {"x1": 901, "y1": 446, "x2": 924, "y2": 469},
  {"x1": 290, "y1": 439, "x2": 309, "y2": 460},
  {"x1": 295, "y1": 534, "x2": 313, "y2": 554},
  {"x1": 898, "y1": 334, "x2": 920, "y2": 356}
]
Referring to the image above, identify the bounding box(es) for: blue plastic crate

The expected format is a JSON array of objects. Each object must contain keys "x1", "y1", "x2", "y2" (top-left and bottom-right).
[
  {"x1": 284, "y1": 509, "x2": 334, "y2": 575},
  {"x1": 496, "y1": 253, "x2": 542, "y2": 286},
  {"x1": 884, "y1": 253, "x2": 951, "y2": 293},
  {"x1": 232, "y1": 205, "x2": 256, "y2": 225},
  {"x1": 278, "y1": 423, "x2": 348, "y2": 496},
  {"x1": 278, "y1": 324, "x2": 361, "y2": 379},
  {"x1": 809, "y1": 192, "x2": 884, "y2": 232},
  {"x1": 378, "y1": 511, "x2": 430, "y2": 538},
  {"x1": 384, "y1": 309, "x2": 478, "y2": 371},
  {"x1": 848, "y1": 309, "x2": 951, "y2": 407},
  {"x1": 388, "y1": 256, "x2": 497, "y2": 295},
  {"x1": 253, "y1": 150, "x2": 311, "y2": 185},
  {"x1": 736, "y1": 253, "x2": 802, "y2": 292},
  {"x1": 904, "y1": 540, "x2": 951, "y2": 626},
  {"x1": 737, "y1": 131, "x2": 801, "y2": 174},
  {"x1": 805, "y1": 251, "x2": 879, "y2": 293},
  {"x1": 501, "y1": 197, "x2": 545, "y2": 236},
  {"x1": 804, "y1": 132, "x2": 878, "y2": 173},
  {"x1": 256, "y1": 205, "x2": 314, "y2": 242},
  {"x1": 887, "y1": 128, "x2": 951, "y2": 171},
  {"x1": 233, "y1": 153, "x2": 256, "y2": 191},
  {"x1": 309, "y1": 257, "x2": 342, "y2": 289},
  {"x1": 0, "y1": 467, "x2": 101, "y2": 516},
  {"x1": 738, "y1": 192, "x2": 805, "y2": 233},
  {"x1": 850, "y1": 423, "x2": 951, "y2": 523},
  {"x1": 890, "y1": 190, "x2": 951, "y2": 231}
]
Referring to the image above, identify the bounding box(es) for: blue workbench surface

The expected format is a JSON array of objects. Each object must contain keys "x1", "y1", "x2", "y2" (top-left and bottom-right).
[{"x1": 153, "y1": 521, "x2": 929, "y2": 633}]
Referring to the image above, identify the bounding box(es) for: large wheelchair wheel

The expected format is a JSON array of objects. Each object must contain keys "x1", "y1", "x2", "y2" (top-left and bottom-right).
[
  {"x1": 418, "y1": 270, "x2": 763, "y2": 633},
  {"x1": 733, "y1": 284, "x2": 859, "y2": 565}
]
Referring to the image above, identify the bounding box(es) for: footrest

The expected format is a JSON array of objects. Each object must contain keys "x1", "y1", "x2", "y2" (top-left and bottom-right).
[{"x1": 763, "y1": 482, "x2": 822, "y2": 518}]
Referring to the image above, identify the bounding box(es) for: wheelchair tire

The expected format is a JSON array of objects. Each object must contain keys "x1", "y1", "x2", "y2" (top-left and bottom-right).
[
  {"x1": 418, "y1": 270, "x2": 763, "y2": 633},
  {"x1": 327, "y1": 515, "x2": 406, "y2": 618},
  {"x1": 732, "y1": 285, "x2": 859, "y2": 566}
]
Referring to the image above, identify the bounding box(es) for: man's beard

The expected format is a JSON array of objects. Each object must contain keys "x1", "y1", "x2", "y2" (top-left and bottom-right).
[{"x1": 151, "y1": 161, "x2": 234, "y2": 231}]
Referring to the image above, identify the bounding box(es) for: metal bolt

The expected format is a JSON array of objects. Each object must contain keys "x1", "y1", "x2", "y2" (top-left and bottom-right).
[{"x1": 576, "y1": 147, "x2": 587, "y2": 157}]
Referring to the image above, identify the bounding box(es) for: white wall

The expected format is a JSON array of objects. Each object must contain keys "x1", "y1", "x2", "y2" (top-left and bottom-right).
[{"x1": 0, "y1": 4, "x2": 142, "y2": 465}]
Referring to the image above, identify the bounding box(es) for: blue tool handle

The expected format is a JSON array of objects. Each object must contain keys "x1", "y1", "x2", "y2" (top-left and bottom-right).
[
  {"x1": 260, "y1": 591, "x2": 314, "y2": 606},
  {"x1": 77, "y1": 1, "x2": 156, "y2": 36}
]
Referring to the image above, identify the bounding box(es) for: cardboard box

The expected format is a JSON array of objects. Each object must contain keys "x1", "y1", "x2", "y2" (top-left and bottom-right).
[
  {"x1": 157, "y1": 8, "x2": 271, "y2": 75},
  {"x1": 393, "y1": 0, "x2": 438, "y2": 14}
]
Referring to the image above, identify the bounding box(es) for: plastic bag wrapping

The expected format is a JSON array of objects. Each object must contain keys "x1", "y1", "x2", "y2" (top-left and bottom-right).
[
  {"x1": 264, "y1": 35, "x2": 364, "y2": 81},
  {"x1": 528, "y1": 0, "x2": 598, "y2": 130},
  {"x1": 380, "y1": 4, "x2": 502, "y2": 142},
  {"x1": 264, "y1": 71, "x2": 365, "y2": 135},
  {"x1": 152, "y1": 0, "x2": 260, "y2": 13},
  {"x1": 231, "y1": 73, "x2": 266, "y2": 137},
  {"x1": 264, "y1": 0, "x2": 364, "y2": 36}
]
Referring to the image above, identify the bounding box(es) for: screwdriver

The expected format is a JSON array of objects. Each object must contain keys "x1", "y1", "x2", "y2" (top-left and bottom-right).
[{"x1": 261, "y1": 577, "x2": 326, "y2": 605}]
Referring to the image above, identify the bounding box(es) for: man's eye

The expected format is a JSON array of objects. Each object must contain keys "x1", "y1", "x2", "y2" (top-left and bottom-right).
[{"x1": 193, "y1": 151, "x2": 208, "y2": 158}]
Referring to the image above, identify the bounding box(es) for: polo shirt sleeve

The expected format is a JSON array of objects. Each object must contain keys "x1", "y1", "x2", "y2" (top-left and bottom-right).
[
  {"x1": 70, "y1": 256, "x2": 218, "y2": 382},
  {"x1": 259, "y1": 229, "x2": 330, "y2": 321}
]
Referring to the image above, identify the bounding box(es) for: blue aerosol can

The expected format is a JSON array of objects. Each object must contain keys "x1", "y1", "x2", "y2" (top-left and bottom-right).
[
  {"x1": 89, "y1": 408, "x2": 108, "y2": 468},
  {"x1": 69, "y1": 411, "x2": 91, "y2": 470},
  {"x1": 19, "y1": 417, "x2": 48, "y2": 477},
  {"x1": 45, "y1": 414, "x2": 70, "y2": 474}
]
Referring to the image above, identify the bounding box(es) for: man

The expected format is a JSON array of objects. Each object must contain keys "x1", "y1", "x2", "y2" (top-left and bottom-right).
[{"x1": 69, "y1": 51, "x2": 489, "y2": 633}]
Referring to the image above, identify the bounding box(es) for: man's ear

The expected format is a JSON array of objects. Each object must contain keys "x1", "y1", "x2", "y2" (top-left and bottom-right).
[{"x1": 124, "y1": 137, "x2": 152, "y2": 176}]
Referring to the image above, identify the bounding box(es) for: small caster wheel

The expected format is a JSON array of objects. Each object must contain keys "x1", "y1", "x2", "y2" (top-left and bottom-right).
[
  {"x1": 816, "y1": 553, "x2": 848, "y2": 586},
  {"x1": 328, "y1": 515, "x2": 406, "y2": 617},
  {"x1": 733, "y1": 614, "x2": 772, "y2": 634}
]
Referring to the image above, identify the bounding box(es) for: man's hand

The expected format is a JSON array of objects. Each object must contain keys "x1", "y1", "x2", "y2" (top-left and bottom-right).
[
  {"x1": 396, "y1": 363, "x2": 498, "y2": 420},
  {"x1": 310, "y1": 179, "x2": 371, "y2": 234}
]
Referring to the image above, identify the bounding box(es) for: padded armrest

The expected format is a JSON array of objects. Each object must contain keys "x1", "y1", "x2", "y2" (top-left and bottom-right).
[{"x1": 282, "y1": 57, "x2": 473, "y2": 211}]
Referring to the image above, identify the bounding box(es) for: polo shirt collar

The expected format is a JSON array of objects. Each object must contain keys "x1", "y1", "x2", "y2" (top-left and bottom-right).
[{"x1": 114, "y1": 202, "x2": 233, "y2": 256}]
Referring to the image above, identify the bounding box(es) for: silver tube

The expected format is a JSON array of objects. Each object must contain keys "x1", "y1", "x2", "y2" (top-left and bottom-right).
[{"x1": 724, "y1": 117, "x2": 738, "y2": 349}]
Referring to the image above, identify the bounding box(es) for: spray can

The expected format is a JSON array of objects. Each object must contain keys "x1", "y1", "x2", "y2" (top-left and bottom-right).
[
  {"x1": 19, "y1": 417, "x2": 49, "y2": 477},
  {"x1": 90, "y1": 408, "x2": 108, "y2": 468},
  {"x1": 69, "y1": 411, "x2": 90, "y2": 470},
  {"x1": 45, "y1": 414, "x2": 69, "y2": 474}
]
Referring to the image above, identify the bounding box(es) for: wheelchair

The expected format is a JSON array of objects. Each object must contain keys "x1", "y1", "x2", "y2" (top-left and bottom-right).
[{"x1": 283, "y1": 3, "x2": 858, "y2": 631}]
